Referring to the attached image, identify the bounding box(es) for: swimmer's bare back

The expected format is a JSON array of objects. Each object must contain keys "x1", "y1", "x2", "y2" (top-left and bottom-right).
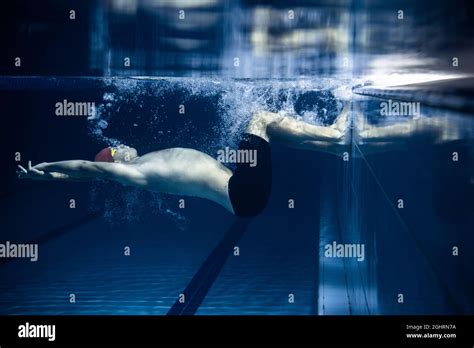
[{"x1": 17, "y1": 108, "x2": 351, "y2": 217}]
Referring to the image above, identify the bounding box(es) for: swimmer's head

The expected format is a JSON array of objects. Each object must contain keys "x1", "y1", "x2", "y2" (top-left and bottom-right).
[{"x1": 94, "y1": 145, "x2": 138, "y2": 163}]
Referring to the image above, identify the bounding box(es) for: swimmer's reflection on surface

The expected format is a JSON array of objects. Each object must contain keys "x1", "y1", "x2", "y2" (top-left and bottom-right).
[{"x1": 17, "y1": 103, "x2": 469, "y2": 217}]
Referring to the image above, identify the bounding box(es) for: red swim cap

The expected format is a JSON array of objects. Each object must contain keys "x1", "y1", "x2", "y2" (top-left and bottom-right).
[{"x1": 94, "y1": 147, "x2": 114, "y2": 162}]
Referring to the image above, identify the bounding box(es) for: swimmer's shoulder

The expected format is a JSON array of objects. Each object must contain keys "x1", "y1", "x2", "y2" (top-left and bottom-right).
[
  {"x1": 131, "y1": 150, "x2": 165, "y2": 164},
  {"x1": 131, "y1": 148, "x2": 198, "y2": 164}
]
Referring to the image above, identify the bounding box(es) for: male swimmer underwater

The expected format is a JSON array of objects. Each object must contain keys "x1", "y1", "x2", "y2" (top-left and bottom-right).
[
  {"x1": 17, "y1": 103, "x2": 445, "y2": 217},
  {"x1": 17, "y1": 108, "x2": 349, "y2": 217}
]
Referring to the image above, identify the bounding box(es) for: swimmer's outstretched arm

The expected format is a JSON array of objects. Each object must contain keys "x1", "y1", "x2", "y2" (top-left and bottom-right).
[
  {"x1": 17, "y1": 161, "x2": 88, "y2": 181},
  {"x1": 17, "y1": 160, "x2": 147, "y2": 186}
]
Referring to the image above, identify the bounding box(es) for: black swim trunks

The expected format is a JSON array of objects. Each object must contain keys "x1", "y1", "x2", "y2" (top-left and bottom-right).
[{"x1": 228, "y1": 133, "x2": 272, "y2": 217}]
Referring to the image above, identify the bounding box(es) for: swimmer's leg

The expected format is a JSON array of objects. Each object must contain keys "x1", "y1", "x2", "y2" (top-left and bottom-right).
[
  {"x1": 352, "y1": 105, "x2": 460, "y2": 157},
  {"x1": 351, "y1": 106, "x2": 467, "y2": 156},
  {"x1": 247, "y1": 104, "x2": 350, "y2": 156},
  {"x1": 357, "y1": 117, "x2": 441, "y2": 143},
  {"x1": 330, "y1": 102, "x2": 351, "y2": 135}
]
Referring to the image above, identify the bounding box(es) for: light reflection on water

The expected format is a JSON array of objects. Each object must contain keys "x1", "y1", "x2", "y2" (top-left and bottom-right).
[{"x1": 87, "y1": 0, "x2": 474, "y2": 80}]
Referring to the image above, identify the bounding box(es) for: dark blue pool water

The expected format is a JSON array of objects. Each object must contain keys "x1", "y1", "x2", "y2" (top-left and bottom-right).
[{"x1": 1, "y1": 76, "x2": 473, "y2": 315}]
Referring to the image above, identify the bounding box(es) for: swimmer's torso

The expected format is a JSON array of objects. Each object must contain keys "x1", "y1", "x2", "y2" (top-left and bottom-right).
[{"x1": 130, "y1": 148, "x2": 234, "y2": 213}]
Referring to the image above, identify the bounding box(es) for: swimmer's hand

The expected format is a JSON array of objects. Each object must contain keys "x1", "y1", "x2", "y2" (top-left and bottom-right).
[
  {"x1": 17, "y1": 161, "x2": 92, "y2": 181},
  {"x1": 17, "y1": 161, "x2": 47, "y2": 180}
]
